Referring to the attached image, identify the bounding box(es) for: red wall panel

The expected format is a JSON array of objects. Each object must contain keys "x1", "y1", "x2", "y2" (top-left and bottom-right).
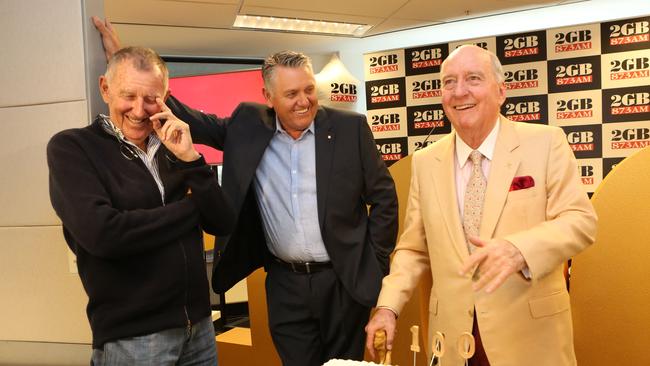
[{"x1": 169, "y1": 69, "x2": 266, "y2": 164}]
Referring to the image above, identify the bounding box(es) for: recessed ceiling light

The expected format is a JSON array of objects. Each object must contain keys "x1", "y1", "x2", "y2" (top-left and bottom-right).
[{"x1": 233, "y1": 14, "x2": 371, "y2": 37}]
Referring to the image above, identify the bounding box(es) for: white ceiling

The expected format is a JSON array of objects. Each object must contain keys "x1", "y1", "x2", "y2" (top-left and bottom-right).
[{"x1": 105, "y1": 0, "x2": 583, "y2": 59}]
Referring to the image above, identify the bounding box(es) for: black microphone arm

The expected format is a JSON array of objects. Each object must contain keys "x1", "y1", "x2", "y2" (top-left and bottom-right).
[{"x1": 415, "y1": 123, "x2": 437, "y2": 151}]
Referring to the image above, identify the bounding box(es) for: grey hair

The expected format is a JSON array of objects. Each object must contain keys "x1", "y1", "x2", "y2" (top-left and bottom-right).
[
  {"x1": 262, "y1": 50, "x2": 314, "y2": 90},
  {"x1": 105, "y1": 46, "x2": 169, "y2": 91},
  {"x1": 443, "y1": 45, "x2": 505, "y2": 83},
  {"x1": 487, "y1": 49, "x2": 505, "y2": 83}
]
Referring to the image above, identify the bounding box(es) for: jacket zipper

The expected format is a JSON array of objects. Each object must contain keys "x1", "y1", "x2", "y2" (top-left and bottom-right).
[
  {"x1": 145, "y1": 153, "x2": 189, "y2": 333},
  {"x1": 136, "y1": 150, "x2": 188, "y2": 332},
  {"x1": 179, "y1": 239, "x2": 192, "y2": 336}
]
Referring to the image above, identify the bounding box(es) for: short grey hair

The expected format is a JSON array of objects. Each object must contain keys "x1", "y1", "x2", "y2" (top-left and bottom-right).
[
  {"x1": 487, "y1": 49, "x2": 505, "y2": 83},
  {"x1": 443, "y1": 45, "x2": 505, "y2": 83},
  {"x1": 262, "y1": 50, "x2": 314, "y2": 90},
  {"x1": 105, "y1": 46, "x2": 169, "y2": 91}
]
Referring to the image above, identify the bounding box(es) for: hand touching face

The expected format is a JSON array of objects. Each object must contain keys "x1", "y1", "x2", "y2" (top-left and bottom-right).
[{"x1": 149, "y1": 98, "x2": 200, "y2": 162}]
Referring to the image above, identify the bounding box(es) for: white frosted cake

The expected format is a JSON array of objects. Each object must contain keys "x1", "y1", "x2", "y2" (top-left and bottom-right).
[{"x1": 322, "y1": 360, "x2": 386, "y2": 366}]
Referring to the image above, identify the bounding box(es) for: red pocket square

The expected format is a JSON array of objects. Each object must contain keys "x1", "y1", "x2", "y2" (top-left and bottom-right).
[{"x1": 510, "y1": 176, "x2": 535, "y2": 191}]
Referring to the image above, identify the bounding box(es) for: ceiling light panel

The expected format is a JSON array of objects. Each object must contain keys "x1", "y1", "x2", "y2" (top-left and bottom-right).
[{"x1": 233, "y1": 15, "x2": 371, "y2": 36}]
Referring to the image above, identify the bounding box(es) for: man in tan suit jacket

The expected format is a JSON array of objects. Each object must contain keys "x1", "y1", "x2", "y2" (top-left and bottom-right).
[{"x1": 365, "y1": 45, "x2": 597, "y2": 366}]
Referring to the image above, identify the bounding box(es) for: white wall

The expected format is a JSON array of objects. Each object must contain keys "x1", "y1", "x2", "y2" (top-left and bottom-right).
[{"x1": 0, "y1": 0, "x2": 106, "y2": 363}]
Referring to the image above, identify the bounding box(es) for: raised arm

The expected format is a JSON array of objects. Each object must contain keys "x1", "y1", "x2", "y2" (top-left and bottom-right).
[
  {"x1": 151, "y1": 98, "x2": 234, "y2": 235},
  {"x1": 92, "y1": 16, "x2": 121, "y2": 61}
]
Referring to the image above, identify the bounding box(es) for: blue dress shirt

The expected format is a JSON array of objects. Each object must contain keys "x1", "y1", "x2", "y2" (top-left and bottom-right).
[{"x1": 252, "y1": 119, "x2": 330, "y2": 263}]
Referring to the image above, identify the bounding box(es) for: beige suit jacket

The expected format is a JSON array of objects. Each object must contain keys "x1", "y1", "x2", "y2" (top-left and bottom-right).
[{"x1": 378, "y1": 116, "x2": 597, "y2": 366}]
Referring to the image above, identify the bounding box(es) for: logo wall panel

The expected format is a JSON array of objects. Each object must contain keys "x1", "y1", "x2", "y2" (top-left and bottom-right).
[{"x1": 364, "y1": 15, "x2": 650, "y2": 192}]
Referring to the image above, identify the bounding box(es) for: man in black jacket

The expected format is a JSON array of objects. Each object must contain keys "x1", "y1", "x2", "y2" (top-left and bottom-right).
[
  {"x1": 48, "y1": 46, "x2": 233, "y2": 365},
  {"x1": 94, "y1": 18, "x2": 398, "y2": 366},
  {"x1": 174, "y1": 52, "x2": 398, "y2": 366}
]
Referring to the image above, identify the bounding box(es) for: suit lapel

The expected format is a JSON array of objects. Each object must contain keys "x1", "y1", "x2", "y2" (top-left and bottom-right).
[
  {"x1": 431, "y1": 133, "x2": 469, "y2": 260},
  {"x1": 233, "y1": 107, "x2": 275, "y2": 201},
  {"x1": 314, "y1": 108, "x2": 334, "y2": 230},
  {"x1": 480, "y1": 116, "x2": 521, "y2": 239}
]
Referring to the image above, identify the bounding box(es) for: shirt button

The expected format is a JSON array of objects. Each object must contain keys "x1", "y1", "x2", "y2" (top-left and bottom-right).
[
  {"x1": 293, "y1": 194, "x2": 297, "y2": 198},
  {"x1": 468, "y1": 309, "x2": 474, "y2": 317}
]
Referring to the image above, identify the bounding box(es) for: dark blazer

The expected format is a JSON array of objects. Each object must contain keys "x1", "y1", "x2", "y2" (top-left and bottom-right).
[{"x1": 168, "y1": 96, "x2": 398, "y2": 306}]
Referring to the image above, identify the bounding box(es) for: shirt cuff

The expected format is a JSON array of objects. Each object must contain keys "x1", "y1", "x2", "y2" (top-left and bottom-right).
[{"x1": 376, "y1": 305, "x2": 399, "y2": 319}]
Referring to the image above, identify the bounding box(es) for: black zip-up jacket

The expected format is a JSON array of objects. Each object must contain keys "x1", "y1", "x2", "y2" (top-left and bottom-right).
[{"x1": 47, "y1": 117, "x2": 234, "y2": 348}]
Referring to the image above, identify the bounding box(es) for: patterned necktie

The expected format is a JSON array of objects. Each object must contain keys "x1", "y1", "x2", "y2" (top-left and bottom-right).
[{"x1": 463, "y1": 150, "x2": 486, "y2": 252}]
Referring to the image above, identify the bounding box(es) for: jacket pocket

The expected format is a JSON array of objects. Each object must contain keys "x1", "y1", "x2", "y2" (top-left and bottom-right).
[
  {"x1": 506, "y1": 186, "x2": 538, "y2": 202},
  {"x1": 528, "y1": 291, "x2": 570, "y2": 318}
]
